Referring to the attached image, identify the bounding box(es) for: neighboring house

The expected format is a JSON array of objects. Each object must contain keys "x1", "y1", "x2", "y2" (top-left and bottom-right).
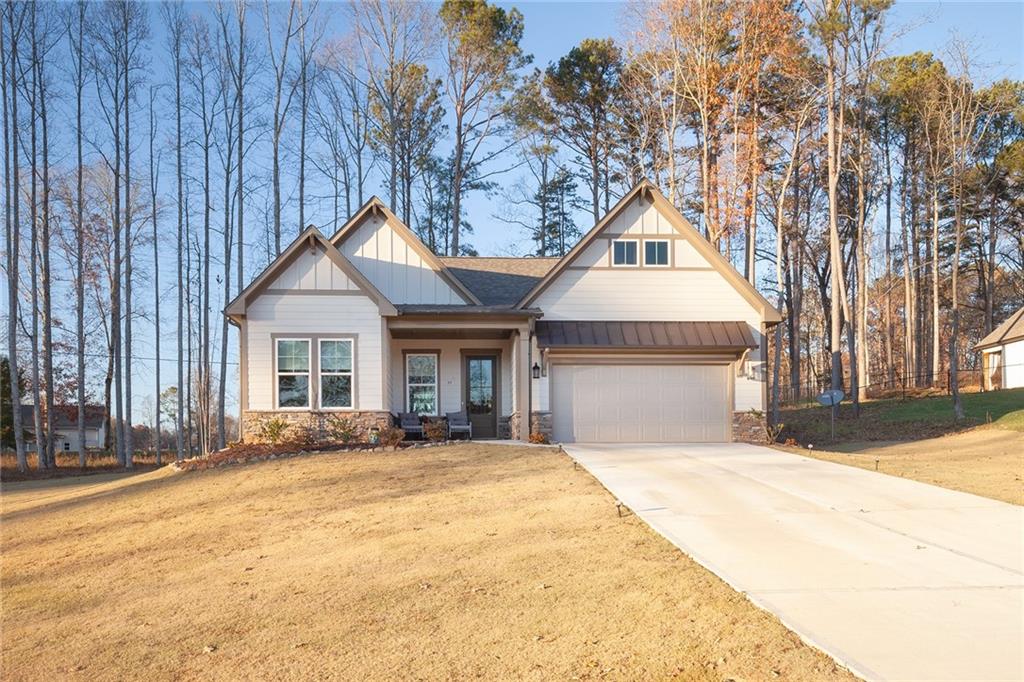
[
  {"x1": 975, "y1": 306, "x2": 1024, "y2": 390},
  {"x1": 226, "y1": 181, "x2": 781, "y2": 444},
  {"x1": 19, "y1": 404, "x2": 107, "y2": 452}
]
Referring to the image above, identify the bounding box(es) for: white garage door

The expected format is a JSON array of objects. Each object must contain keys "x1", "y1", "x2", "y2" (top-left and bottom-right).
[{"x1": 551, "y1": 364, "x2": 730, "y2": 443}]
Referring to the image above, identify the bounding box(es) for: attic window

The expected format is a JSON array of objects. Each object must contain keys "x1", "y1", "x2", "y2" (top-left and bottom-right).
[
  {"x1": 612, "y1": 239, "x2": 638, "y2": 266},
  {"x1": 644, "y1": 240, "x2": 669, "y2": 266}
]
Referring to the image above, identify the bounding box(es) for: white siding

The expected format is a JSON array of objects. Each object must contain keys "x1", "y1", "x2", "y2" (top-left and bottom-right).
[
  {"x1": 247, "y1": 294, "x2": 384, "y2": 410},
  {"x1": 534, "y1": 193, "x2": 768, "y2": 412},
  {"x1": 388, "y1": 338, "x2": 513, "y2": 415},
  {"x1": 267, "y1": 245, "x2": 360, "y2": 291},
  {"x1": 339, "y1": 213, "x2": 465, "y2": 304},
  {"x1": 1004, "y1": 339, "x2": 1024, "y2": 389}
]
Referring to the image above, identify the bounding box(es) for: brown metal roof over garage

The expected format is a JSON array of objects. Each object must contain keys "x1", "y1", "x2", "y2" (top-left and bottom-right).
[{"x1": 535, "y1": 320, "x2": 758, "y2": 351}]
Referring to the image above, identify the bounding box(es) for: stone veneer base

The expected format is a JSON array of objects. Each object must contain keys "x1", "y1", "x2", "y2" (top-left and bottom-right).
[
  {"x1": 732, "y1": 411, "x2": 767, "y2": 444},
  {"x1": 242, "y1": 410, "x2": 393, "y2": 444}
]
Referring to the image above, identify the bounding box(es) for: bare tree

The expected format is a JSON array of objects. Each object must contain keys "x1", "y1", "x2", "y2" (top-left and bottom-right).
[
  {"x1": 148, "y1": 84, "x2": 162, "y2": 464},
  {"x1": 163, "y1": 1, "x2": 186, "y2": 462},
  {"x1": 3, "y1": 1, "x2": 28, "y2": 471}
]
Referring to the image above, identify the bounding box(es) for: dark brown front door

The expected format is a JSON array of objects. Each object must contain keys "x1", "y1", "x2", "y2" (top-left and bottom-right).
[{"x1": 465, "y1": 355, "x2": 498, "y2": 438}]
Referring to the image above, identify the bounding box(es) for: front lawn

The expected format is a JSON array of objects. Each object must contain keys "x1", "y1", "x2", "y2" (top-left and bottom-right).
[
  {"x1": 781, "y1": 387, "x2": 1024, "y2": 444},
  {"x1": 1, "y1": 444, "x2": 852, "y2": 681}
]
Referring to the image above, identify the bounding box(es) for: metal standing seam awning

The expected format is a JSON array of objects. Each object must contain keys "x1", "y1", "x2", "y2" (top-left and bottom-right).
[{"x1": 535, "y1": 320, "x2": 758, "y2": 353}]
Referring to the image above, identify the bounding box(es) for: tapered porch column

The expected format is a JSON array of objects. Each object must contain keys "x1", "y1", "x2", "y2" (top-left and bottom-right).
[{"x1": 516, "y1": 324, "x2": 532, "y2": 442}]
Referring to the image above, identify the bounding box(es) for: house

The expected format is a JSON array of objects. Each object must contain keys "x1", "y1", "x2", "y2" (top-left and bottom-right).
[
  {"x1": 976, "y1": 306, "x2": 1024, "y2": 390},
  {"x1": 19, "y1": 404, "x2": 107, "y2": 452},
  {"x1": 225, "y1": 181, "x2": 782, "y2": 444}
]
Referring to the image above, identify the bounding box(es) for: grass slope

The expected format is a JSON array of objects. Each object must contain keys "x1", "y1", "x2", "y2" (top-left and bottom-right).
[
  {"x1": 1, "y1": 445, "x2": 853, "y2": 682},
  {"x1": 782, "y1": 387, "x2": 1024, "y2": 444}
]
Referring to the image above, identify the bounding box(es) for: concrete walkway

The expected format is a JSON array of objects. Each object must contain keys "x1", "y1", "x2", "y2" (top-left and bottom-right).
[{"x1": 562, "y1": 443, "x2": 1024, "y2": 682}]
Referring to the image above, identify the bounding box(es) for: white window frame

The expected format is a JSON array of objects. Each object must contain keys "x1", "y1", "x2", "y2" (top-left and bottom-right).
[
  {"x1": 275, "y1": 337, "x2": 311, "y2": 410},
  {"x1": 405, "y1": 353, "x2": 439, "y2": 416},
  {"x1": 643, "y1": 239, "x2": 670, "y2": 267},
  {"x1": 611, "y1": 239, "x2": 639, "y2": 267},
  {"x1": 318, "y1": 338, "x2": 355, "y2": 410}
]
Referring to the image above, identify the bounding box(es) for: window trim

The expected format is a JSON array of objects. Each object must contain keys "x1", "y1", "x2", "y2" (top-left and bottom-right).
[
  {"x1": 611, "y1": 238, "x2": 639, "y2": 267},
  {"x1": 643, "y1": 238, "x2": 671, "y2": 267},
  {"x1": 405, "y1": 351, "x2": 440, "y2": 416},
  {"x1": 275, "y1": 337, "x2": 312, "y2": 410},
  {"x1": 318, "y1": 338, "x2": 355, "y2": 411}
]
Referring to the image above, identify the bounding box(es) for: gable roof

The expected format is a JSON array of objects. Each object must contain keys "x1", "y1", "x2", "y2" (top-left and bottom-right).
[
  {"x1": 224, "y1": 226, "x2": 397, "y2": 319},
  {"x1": 439, "y1": 257, "x2": 559, "y2": 306},
  {"x1": 516, "y1": 180, "x2": 783, "y2": 324},
  {"x1": 975, "y1": 306, "x2": 1024, "y2": 350},
  {"x1": 20, "y1": 404, "x2": 106, "y2": 431},
  {"x1": 330, "y1": 197, "x2": 482, "y2": 305}
]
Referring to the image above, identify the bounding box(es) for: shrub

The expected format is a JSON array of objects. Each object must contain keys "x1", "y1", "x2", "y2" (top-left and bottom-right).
[
  {"x1": 327, "y1": 415, "x2": 360, "y2": 443},
  {"x1": 529, "y1": 431, "x2": 549, "y2": 444},
  {"x1": 765, "y1": 421, "x2": 785, "y2": 444},
  {"x1": 258, "y1": 417, "x2": 290, "y2": 445},
  {"x1": 378, "y1": 426, "x2": 405, "y2": 448},
  {"x1": 423, "y1": 419, "x2": 447, "y2": 442}
]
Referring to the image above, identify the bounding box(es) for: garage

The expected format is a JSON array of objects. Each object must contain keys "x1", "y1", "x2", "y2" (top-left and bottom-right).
[{"x1": 551, "y1": 363, "x2": 730, "y2": 442}]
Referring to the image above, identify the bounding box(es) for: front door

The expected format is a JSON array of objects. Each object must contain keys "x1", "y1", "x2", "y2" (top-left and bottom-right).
[{"x1": 465, "y1": 355, "x2": 498, "y2": 439}]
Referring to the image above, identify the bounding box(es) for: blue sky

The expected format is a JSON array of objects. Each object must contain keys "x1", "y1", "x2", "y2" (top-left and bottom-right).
[{"x1": 36, "y1": 0, "x2": 1019, "y2": 425}]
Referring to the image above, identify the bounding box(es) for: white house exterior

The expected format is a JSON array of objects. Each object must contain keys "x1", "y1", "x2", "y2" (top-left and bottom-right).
[
  {"x1": 976, "y1": 307, "x2": 1024, "y2": 390},
  {"x1": 20, "y1": 405, "x2": 107, "y2": 452},
  {"x1": 226, "y1": 181, "x2": 781, "y2": 444}
]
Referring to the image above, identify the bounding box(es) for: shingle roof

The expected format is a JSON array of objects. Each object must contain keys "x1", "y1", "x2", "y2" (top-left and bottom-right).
[
  {"x1": 975, "y1": 306, "x2": 1024, "y2": 350},
  {"x1": 19, "y1": 404, "x2": 106, "y2": 430},
  {"x1": 536, "y1": 321, "x2": 758, "y2": 351},
  {"x1": 439, "y1": 257, "x2": 560, "y2": 306}
]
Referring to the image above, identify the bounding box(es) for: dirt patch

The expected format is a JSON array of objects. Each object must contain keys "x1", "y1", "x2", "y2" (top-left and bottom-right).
[
  {"x1": 1, "y1": 444, "x2": 854, "y2": 681},
  {"x1": 777, "y1": 428, "x2": 1023, "y2": 505}
]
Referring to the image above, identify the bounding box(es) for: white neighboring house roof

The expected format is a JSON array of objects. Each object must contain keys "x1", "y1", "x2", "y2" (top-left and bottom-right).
[
  {"x1": 224, "y1": 225, "x2": 397, "y2": 320},
  {"x1": 975, "y1": 306, "x2": 1024, "y2": 351}
]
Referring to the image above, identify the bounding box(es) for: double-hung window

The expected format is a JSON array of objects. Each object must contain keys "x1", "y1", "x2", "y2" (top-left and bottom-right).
[
  {"x1": 406, "y1": 353, "x2": 438, "y2": 415},
  {"x1": 320, "y1": 339, "x2": 354, "y2": 409},
  {"x1": 644, "y1": 239, "x2": 669, "y2": 266},
  {"x1": 276, "y1": 339, "x2": 310, "y2": 408},
  {"x1": 612, "y1": 239, "x2": 638, "y2": 266}
]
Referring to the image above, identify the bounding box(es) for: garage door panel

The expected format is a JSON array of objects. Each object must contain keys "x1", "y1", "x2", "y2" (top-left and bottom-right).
[{"x1": 552, "y1": 363, "x2": 729, "y2": 443}]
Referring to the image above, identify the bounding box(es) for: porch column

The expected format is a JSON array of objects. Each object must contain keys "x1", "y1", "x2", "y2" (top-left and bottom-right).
[{"x1": 516, "y1": 325, "x2": 531, "y2": 442}]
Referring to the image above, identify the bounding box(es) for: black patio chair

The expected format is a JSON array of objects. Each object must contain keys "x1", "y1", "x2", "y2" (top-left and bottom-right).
[
  {"x1": 397, "y1": 412, "x2": 424, "y2": 439},
  {"x1": 446, "y1": 410, "x2": 472, "y2": 440}
]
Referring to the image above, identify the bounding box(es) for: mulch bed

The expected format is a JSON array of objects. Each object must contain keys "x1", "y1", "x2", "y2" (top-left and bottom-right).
[{"x1": 173, "y1": 439, "x2": 457, "y2": 472}]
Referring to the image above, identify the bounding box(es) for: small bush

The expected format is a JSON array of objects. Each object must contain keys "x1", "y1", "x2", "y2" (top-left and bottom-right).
[
  {"x1": 423, "y1": 419, "x2": 447, "y2": 442},
  {"x1": 765, "y1": 422, "x2": 785, "y2": 444},
  {"x1": 784, "y1": 437, "x2": 797, "y2": 447},
  {"x1": 327, "y1": 415, "x2": 360, "y2": 443},
  {"x1": 295, "y1": 415, "x2": 324, "y2": 447},
  {"x1": 378, "y1": 426, "x2": 405, "y2": 448},
  {"x1": 258, "y1": 417, "x2": 290, "y2": 445},
  {"x1": 529, "y1": 431, "x2": 549, "y2": 444}
]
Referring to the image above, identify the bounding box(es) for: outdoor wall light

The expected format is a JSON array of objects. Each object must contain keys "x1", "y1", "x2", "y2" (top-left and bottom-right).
[{"x1": 532, "y1": 362, "x2": 541, "y2": 379}]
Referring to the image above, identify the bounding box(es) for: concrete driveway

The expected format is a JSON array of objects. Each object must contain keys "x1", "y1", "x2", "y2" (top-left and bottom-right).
[{"x1": 563, "y1": 443, "x2": 1024, "y2": 682}]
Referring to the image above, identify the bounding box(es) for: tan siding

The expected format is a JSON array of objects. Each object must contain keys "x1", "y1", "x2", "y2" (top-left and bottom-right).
[
  {"x1": 339, "y1": 213, "x2": 463, "y2": 304},
  {"x1": 246, "y1": 294, "x2": 383, "y2": 410}
]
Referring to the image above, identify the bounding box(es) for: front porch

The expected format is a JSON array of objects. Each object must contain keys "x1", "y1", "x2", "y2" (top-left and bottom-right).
[{"x1": 385, "y1": 310, "x2": 536, "y2": 441}]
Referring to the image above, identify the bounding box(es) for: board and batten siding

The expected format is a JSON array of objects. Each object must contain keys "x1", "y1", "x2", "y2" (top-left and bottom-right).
[
  {"x1": 532, "y1": 197, "x2": 767, "y2": 413},
  {"x1": 339, "y1": 213, "x2": 464, "y2": 304},
  {"x1": 266, "y1": 245, "x2": 361, "y2": 292},
  {"x1": 246, "y1": 293, "x2": 384, "y2": 410},
  {"x1": 388, "y1": 338, "x2": 513, "y2": 416}
]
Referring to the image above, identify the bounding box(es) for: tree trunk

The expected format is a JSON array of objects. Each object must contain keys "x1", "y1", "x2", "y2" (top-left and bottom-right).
[
  {"x1": 150, "y1": 87, "x2": 161, "y2": 465},
  {"x1": 74, "y1": 0, "x2": 87, "y2": 468},
  {"x1": 38, "y1": 38, "x2": 55, "y2": 468},
  {"x1": 123, "y1": 6, "x2": 134, "y2": 469}
]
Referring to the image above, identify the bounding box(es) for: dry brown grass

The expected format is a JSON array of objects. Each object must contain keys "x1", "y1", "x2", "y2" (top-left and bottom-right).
[
  {"x1": 777, "y1": 427, "x2": 1024, "y2": 505},
  {"x1": 0, "y1": 451, "x2": 167, "y2": 482},
  {"x1": 1, "y1": 444, "x2": 854, "y2": 681}
]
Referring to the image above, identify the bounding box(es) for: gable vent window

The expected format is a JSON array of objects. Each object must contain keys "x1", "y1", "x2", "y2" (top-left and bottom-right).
[
  {"x1": 612, "y1": 239, "x2": 638, "y2": 266},
  {"x1": 644, "y1": 240, "x2": 669, "y2": 266}
]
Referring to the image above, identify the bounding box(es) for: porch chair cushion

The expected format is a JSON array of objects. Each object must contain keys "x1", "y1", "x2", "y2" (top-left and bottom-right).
[
  {"x1": 398, "y1": 412, "x2": 424, "y2": 435},
  {"x1": 446, "y1": 411, "x2": 472, "y2": 439}
]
